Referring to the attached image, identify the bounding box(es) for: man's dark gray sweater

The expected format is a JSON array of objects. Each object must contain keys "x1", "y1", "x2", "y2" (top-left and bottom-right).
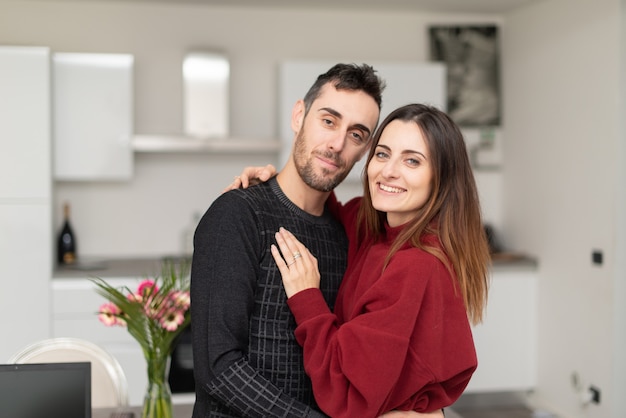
[{"x1": 191, "y1": 177, "x2": 348, "y2": 417}]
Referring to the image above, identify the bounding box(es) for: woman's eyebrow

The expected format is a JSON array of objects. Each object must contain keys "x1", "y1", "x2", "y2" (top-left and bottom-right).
[{"x1": 376, "y1": 144, "x2": 427, "y2": 159}]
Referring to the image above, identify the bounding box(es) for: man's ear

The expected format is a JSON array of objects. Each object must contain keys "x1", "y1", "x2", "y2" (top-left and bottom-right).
[{"x1": 290, "y1": 100, "x2": 305, "y2": 134}]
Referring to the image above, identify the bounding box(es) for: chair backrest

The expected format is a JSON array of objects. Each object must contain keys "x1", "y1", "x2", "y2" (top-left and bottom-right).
[{"x1": 8, "y1": 337, "x2": 129, "y2": 408}]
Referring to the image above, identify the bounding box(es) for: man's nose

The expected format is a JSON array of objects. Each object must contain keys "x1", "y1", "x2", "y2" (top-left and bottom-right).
[{"x1": 327, "y1": 131, "x2": 347, "y2": 152}]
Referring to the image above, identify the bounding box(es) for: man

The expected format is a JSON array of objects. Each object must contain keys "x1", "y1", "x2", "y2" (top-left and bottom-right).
[{"x1": 191, "y1": 63, "x2": 383, "y2": 417}]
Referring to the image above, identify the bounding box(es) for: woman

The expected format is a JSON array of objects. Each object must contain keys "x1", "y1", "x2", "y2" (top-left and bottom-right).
[{"x1": 239, "y1": 104, "x2": 490, "y2": 417}]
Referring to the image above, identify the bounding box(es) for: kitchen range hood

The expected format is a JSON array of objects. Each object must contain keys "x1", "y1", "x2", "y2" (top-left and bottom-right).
[
  {"x1": 183, "y1": 51, "x2": 229, "y2": 138},
  {"x1": 133, "y1": 51, "x2": 279, "y2": 153}
]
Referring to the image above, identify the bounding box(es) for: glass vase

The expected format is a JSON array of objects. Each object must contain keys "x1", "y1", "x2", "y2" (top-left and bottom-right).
[{"x1": 142, "y1": 350, "x2": 172, "y2": 418}]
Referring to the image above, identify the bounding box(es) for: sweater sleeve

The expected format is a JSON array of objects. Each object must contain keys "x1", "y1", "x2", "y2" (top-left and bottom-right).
[
  {"x1": 287, "y1": 250, "x2": 476, "y2": 418},
  {"x1": 191, "y1": 191, "x2": 326, "y2": 418}
]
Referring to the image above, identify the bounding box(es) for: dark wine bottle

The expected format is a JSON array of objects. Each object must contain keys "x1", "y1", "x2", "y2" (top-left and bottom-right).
[{"x1": 57, "y1": 202, "x2": 77, "y2": 265}]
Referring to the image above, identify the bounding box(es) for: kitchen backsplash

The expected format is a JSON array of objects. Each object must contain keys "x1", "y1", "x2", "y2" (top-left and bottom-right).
[{"x1": 54, "y1": 138, "x2": 502, "y2": 259}]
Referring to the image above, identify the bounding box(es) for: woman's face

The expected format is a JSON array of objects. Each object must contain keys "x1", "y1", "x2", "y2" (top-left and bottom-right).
[{"x1": 367, "y1": 119, "x2": 433, "y2": 227}]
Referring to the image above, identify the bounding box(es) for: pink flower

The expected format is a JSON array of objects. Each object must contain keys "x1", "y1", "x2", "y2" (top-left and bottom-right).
[
  {"x1": 170, "y1": 290, "x2": 191, "y2": 310},
  {"x1": 98, "y1": 302, "x2": 126, "y2": 327},
  {"x1": 127, "y1": 293, "x2": 143, "y2": 304},
  {"x1": 137, "y1": 279, "x2": 158, "y2": 297},
  {"x1": 151, "y1": 291, "x2": 187, "y2": 323},
  {"x1": 159, "y1": 309, "x2": 185, "y2": 331},
  {"x1": 94, "y1": 263, "x2": 190, "y2": 363}
]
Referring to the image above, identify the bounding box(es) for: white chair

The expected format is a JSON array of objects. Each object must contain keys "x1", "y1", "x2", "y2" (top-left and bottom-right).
[{"x1": 8, "y1": 337, "x2": 129, "y2": 408}]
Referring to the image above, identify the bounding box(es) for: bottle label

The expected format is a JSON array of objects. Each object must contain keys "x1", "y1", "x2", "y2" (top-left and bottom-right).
[{"x1": 62, "y1": 252, "x2": 76, "y2": 264}]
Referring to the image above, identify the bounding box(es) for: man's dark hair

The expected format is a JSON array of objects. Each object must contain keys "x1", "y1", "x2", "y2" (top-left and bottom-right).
[{"x1": 302, "y1": 63, "x2": 386, "y2": 115}]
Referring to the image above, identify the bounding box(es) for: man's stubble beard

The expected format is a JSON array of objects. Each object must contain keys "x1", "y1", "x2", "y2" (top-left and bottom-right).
[{"x1": 292, "y1": 130, "x2": 352, "y2": 193}]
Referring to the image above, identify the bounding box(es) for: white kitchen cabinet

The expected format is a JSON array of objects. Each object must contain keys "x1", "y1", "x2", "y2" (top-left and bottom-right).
[
  {"x1": 465, "y1": 264, "x2": 538, "y2": 392},
  {"x1": 52, "y1": 260, "x2": 537, "y2": 405},
  {"x1": 0, "y1": 47, "x2": 52, "y2": 199},
  {"x1": 0, "y1": 46, "x2": 52, "y2": 363},
  {"x1": 53, "y1": 53, "x2": 134, "y2": 181},
  {"x1": 0, "y1": 204, "x2": 52, "y2": 358},
  {"x1": 52, "y1": 277, "x2": 148, "y2": 406}
]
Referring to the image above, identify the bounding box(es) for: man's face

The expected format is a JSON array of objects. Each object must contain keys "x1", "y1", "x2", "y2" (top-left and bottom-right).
[{"x1": 292, "y1": 84, "x2": 380, "y2": 192}]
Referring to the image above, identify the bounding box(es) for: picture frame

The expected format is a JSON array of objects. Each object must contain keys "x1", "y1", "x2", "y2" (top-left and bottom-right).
[{"x1": 429, "y1": 25, "x2": 501, "y2": 127}]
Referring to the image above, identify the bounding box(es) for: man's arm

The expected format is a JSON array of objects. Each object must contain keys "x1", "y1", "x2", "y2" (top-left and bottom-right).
[{"x1": 191, "y1": 192, "x2": 325, "y2": 417}]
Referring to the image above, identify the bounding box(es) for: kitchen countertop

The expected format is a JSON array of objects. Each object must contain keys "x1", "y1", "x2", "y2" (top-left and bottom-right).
[
  {"x1": 490, "y1": 252, "x2": 538, "y2": 271},
  {"x1": 54, "y1": 253, "x2": 536, "y2": 280},
  {"x1": 53, "y1": 256, "x2": 190, "y2": 280}
]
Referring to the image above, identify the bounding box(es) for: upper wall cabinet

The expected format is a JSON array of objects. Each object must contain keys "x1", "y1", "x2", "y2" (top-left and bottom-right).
[
  {"x1": 53, "y1": 53, "x2": 133, "y2": 181},
  {"x1": 0, "y1": 46, "x2": 51, "y2": 199}
]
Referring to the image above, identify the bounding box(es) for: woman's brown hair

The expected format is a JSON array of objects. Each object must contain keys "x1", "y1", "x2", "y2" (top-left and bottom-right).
[{"x1": 358, "y1": 103, "x2": 490, "y2": 325}]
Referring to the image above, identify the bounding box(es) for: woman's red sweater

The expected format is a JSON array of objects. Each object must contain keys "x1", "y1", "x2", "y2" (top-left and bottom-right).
[{"x1": 287, "y1": 197, "x2": 477, "y2": 418}]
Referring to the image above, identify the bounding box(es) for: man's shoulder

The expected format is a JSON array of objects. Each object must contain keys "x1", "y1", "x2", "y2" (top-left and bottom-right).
[
  {"x1": 212, "y1": 182, "x2": 277, "y2": 208},
  {"x1": 204, "y1": 183, "x2": 286, "y2": 230}
]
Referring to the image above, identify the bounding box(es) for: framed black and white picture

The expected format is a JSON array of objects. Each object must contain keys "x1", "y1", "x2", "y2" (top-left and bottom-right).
[{"x1": 429, "y1": 25, "x2": 501, "y2": 127}]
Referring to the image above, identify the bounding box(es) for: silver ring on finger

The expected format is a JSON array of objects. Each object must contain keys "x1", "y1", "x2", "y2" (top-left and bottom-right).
[{"x1": 292, "y1": 252, "x2": 302, "y2": 260}]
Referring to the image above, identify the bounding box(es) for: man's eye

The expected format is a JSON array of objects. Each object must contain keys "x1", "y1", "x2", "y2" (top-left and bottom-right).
[{"x1": 350, "y1": 132, "x2": 364, "y2": 143}]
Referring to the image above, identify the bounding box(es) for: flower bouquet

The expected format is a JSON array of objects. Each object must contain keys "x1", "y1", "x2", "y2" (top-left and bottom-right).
[{"x1": 92, "y1": 261, "x2": 191, "y2": 418}]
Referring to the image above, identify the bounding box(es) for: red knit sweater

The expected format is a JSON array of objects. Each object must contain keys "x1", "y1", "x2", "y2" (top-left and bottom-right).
[{"x1": 287, "y1": 196, "x2": 477, "y2": 418}]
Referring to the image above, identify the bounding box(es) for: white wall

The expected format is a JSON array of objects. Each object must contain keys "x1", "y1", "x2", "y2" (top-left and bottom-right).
[
  {"x1": 0, "y1": 0, "x2": 505, "y2": 258},
  {"x1": 611, "y1": 0, "x2": 626, "y2": 416},
  {"x1": 503, "y1": 0, "x2": 623, "y2": 417},
  {"x1": 614, "y1": 3, "x2": 626, "y2": 416}
]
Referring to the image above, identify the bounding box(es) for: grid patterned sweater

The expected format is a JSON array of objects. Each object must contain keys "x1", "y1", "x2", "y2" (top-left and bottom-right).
[{"x1": 191, "y1": 177, "x2": 347, "y2": 417}]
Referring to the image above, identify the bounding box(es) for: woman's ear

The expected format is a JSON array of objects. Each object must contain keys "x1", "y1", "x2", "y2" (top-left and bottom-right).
[{"x1": 290, "y1": 100, "x2": 305, "y2": 134}]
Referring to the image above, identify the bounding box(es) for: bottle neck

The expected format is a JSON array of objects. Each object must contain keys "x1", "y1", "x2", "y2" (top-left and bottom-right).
[{"x1": 63, "y1": 203, "x2": 71, "y2": 220}]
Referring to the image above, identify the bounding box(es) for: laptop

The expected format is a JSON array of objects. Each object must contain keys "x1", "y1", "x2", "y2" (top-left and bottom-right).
[{"x1": 0, "y1": 362, "x2": 91, "y2": 418}]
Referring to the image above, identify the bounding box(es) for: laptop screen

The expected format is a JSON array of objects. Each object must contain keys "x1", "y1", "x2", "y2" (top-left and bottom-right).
[{"x1": 0, "y1": 362, "x2": 91, "y2": 418}]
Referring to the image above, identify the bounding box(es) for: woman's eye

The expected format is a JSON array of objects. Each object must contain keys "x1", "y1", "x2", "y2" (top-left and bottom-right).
[
  {"x1": 375, "y1": 151, "x2": 389, "y2": 159},
  {"x1": 406, "y1": 158, "x2": 420, "y2": 166}
]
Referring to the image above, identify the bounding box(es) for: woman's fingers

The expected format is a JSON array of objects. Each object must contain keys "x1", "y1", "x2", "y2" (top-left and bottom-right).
[
  {"x1": 256, "y1": 164, "x2": 276, "y2": 182},
  {"x1": 271, "y1": 228, "x2": 300, "y2": 268},
  {"x1": 275, "y1": 227, "x2": 309, "y2": 267},
  {"x1": 222, "y1": 164, "x2": 277, "y2": 193},
  {"x1": 242, "y1": 164, "x2": 277, "y2": 187},
  {"x1": 222, "y1": 175, "x2": 243, "y2": 193},
  {"x1": 222, "y1": 163, "x2": 279, "y2": 194},
  {"x1": 270, "y1": 244, "x2": 288, "y2": 273},
  {"x1": 273, "y1": 227, "x2": 320, "y2": 298}
]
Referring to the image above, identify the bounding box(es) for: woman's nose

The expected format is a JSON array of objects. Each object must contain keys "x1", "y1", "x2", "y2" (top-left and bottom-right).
[{"x1": 381, "y1": 160, "x2": 400, "y2": 178}]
